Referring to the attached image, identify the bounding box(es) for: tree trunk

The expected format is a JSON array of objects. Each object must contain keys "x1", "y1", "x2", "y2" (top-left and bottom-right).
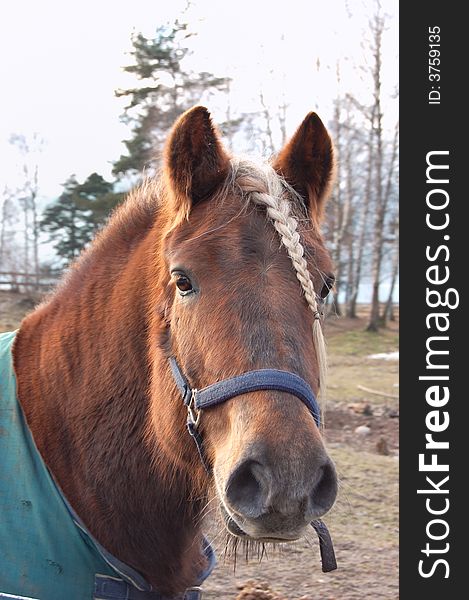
[
  {"x1": 348, "y1": 104, "x2": 376, "y2": 319},
  {"x1": 259, "y1": 92, "x2": 275, "y2": 154},
  {"x1": 366, "y1": 10, "x2": 385, "y2": 332},
  {"x1": 31, "y1": 165, "x2": 40, "y2": 290},
  {"x1": 345, "y1": 233, "x2": 355, "y2": 317},
  {"x1": 22, "y1": 197, "x2": 30, "y2": 293},
  {"x1": 342, "y1": 108, "x2": 355, "y2": 314},
  {"x1": 383, "y1": 263, "x2": 398, "y2": 323},
  {"x1": 279, "y1": 100, "x2": 287, "y2": 147},
  {"x1": 381, "y1": 214, "x2": 399, "y2": 325},
  {"x1": 330, "y1": 77, "x2": 343, "y2": 316},
  {"x1": 0, "y1": 194, "x2": 8, "y2": 266},
  {"x1": 225, "y1": 80, "x2": 234, "y2": 152},
  {"x1": 367, "y1": 283, "x2": 381, "y2": 331}
]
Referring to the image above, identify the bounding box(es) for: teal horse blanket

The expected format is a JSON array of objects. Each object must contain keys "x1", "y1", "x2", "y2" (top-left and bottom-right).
[{"x1": 0, "y1": 331, "x2": 213, "y2": 600}]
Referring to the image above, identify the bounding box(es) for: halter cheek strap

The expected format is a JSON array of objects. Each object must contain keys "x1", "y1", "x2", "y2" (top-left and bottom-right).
[{"x1": 169, "y1": 357, "x2": 321, "y2": 472}]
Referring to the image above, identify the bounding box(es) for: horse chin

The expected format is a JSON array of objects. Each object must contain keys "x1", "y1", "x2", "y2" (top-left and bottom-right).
[{"x1": 220, "y1": 504, "x2": 301, "y2": 544}]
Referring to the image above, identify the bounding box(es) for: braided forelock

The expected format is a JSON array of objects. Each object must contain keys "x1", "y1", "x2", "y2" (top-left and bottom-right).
[{"x1": 227, "y1": 157, "x2": 327, "y2": 406}]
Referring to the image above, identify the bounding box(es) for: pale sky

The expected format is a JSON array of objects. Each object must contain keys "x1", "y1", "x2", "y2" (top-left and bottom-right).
[{"x1": 0, "y1": 0, "x2": 398, "y2": 201}]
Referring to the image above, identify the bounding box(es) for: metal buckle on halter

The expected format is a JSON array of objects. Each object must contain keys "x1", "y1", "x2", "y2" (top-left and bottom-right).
[
  {"x1": 187, "y1": 389, "x2": 201, "y2": 428},
  {"x1": 183, "y1": 586, "x2": 203, "y2": 599}
]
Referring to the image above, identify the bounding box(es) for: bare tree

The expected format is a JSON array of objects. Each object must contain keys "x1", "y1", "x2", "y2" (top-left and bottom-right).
[
  {"x1": 0, "y1": 186, "x2": 24, "y2": 291},
  {"x1": 346, "y1": 105, "x2": 375, "y2": 318},
  {"x1": 366, "y1": 5, "x2": 399, "y2": 332},
  {"x1": 278, "y1": 96, "x2": 288, "y2": 148},
  {"x1": 0, "y1": 187, "x2": 16, "y2": 268},
  {"x1": 328, "y1": 63, "x2": 364, "y2": 317},
  {"x1": 259, "y1": 91, "x2": 275, "y2": 155},
  {"x1": 328, "y1": 64, "x2": 344, "y2": 315},
  {"x1": 9, "y1": 133, "x2": 43, "y2": 291},
  {"x1": 341, "y1": 100, "x2": 363, "y2": 311},
  {"x1": 224, "y1": 79, "x2": 234, "y2": 151}
]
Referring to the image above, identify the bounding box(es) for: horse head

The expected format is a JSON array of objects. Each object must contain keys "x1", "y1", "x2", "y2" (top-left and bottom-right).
[{"x1": 148, "y1": 106, "x2": 338, "y2": 543}]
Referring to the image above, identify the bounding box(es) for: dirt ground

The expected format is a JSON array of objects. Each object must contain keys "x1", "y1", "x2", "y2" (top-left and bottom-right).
[{"x1": 0, "y1": 291, "x2": 399, "y2": 600}]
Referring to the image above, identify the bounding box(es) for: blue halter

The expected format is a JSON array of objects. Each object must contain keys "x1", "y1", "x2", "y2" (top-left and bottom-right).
[{"x1": 169, "y1": 357, "x2": 321, "y2": 472}]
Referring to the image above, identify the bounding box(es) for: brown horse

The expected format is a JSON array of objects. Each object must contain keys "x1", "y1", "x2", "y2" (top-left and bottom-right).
[{"x1": 12, "y1": 106, "x2": 337, "y2": 597}]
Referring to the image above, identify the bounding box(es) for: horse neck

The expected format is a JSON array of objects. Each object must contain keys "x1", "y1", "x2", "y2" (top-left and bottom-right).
[{"x1": 13, "y1": 212, "x2": 208, "y2": 595}]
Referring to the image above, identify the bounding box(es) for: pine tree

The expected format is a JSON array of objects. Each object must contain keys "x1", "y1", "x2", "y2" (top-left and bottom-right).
[
  {"x1": 41, "y1": 174, "x2": 123, "y2": 263},
  {"x1": 75, "y1": 172, "x2": 124, "y2": 227},
  {"x1": 41, "y1": 176, "x2": 92, "y2": 263},
  {"x1": 113, "y1": 22, "x2": 230, "y2": 178}
]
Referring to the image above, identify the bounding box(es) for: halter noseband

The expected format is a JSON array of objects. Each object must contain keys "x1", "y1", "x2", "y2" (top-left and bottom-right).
[
  {"x1": 168, "y1": 357, "x2": 337, "y2": 574},
  {"x1": 169, "y1": 357, "x2": 321, "y2": 472}
]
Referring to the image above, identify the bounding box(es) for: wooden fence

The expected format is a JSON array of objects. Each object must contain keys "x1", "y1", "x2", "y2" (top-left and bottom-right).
[{"x1": 0, "y1": 271, "x2": 61, "y2": 292}]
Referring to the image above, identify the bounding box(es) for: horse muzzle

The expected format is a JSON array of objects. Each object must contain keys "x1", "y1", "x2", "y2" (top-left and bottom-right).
[{"x1": 217, "y1": 451, "x2": 338, "y2": 541}]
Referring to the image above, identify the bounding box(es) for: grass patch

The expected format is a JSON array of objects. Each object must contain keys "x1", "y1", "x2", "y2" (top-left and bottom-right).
[
  {"x1": 325, "y1": 323, "x2": 399, "y2": 405},
  {"x1": 326, "y1": 328, "x2": 398, "y2": 358}
]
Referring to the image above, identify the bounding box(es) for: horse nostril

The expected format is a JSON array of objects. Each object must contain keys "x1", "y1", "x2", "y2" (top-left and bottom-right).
[
  {"x1": 225, "y1": 459, "x2": 266, "y2": 519},
  {"x1": 310, "y1": 459, "x2": 338, "y2": 517}
]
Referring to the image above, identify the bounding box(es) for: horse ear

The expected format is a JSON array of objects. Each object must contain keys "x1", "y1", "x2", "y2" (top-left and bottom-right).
[
  {"x1": 163, "y1": 106, "x2": 230, "y2": 219},
  {"x1": 273, "y1": 112, "x2": 334, "y2": 222}
]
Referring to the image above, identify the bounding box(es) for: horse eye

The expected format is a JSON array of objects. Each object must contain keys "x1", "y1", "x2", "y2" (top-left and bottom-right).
[
  {"x1": 175, "y1": 275, "x2": 193, "y2": 294},
  {"x1": 320, "y1": 274, "x2": 335, "y2": 299}
]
